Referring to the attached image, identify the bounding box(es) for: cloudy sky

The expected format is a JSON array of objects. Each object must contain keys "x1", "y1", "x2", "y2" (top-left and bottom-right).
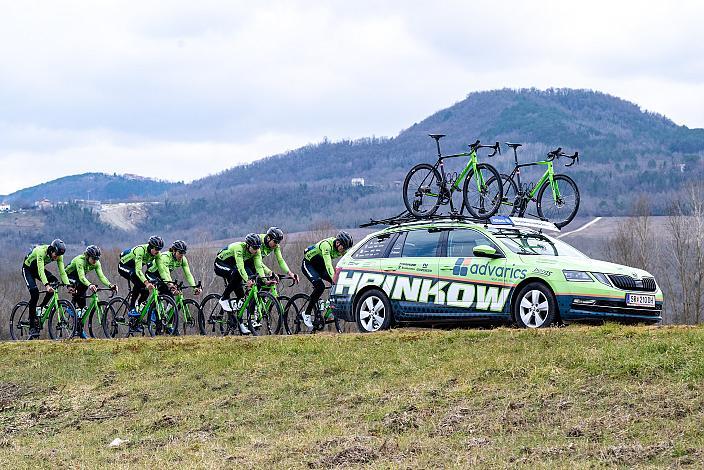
[{"x1": 1, "y1": 0, "x2": 702, "y2": 194}]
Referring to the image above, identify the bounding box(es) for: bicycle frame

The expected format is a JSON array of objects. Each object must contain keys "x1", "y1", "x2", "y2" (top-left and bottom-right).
[
  {"x1": 421, "y1": 150, "x2": 483, "y2": 213},
  {"x1": 507, "y1": 159, "x2": 561, "y2": 201},
  {"x1": 79, "y1": 293, "x2": 102, "y2": 328}
]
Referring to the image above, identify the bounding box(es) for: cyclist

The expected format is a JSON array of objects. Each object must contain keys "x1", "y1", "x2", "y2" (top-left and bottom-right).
[
  {"x1": 65, "y1": 245, "x2": 117, "y2": 338},
  {"x1": 300, "y1": 231, "x2": 353, "y2": 328},
  {"x1": 213, "y1": 233, "x2": 269, "y2": 335},
  {"x1": 257, "y1": 227, "x2": 299, "y2": 284},
  {"x1": 21, "y1": 239, "x2": 72, "y2": 339},
  {"x1": 117, "y1": 236, "x2": 165, "y2": 316},
  {"x1": 145, "y1": 239, "x2": 202, "y2": 297}
]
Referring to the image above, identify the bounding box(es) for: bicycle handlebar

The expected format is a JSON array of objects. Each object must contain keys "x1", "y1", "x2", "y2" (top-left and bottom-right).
[
  {"x1": 38, "y1": 282, "x2": 71, "y2": 294},
  {"x1": 547, "y1": 147, "x2": 579, "y2": 166},
  {"x1": 469, "y1": 140, "x2": 501, "y2": 157},
  {"x1": 169, "y1": 280, "x2": 203, "y2": 291},
  {"x1": 79, "y1": 287, "x2": 117, "y2": 299}
]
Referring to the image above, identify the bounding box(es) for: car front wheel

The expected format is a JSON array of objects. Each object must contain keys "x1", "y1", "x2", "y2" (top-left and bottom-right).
[
  {"x1": 355, "y1": 290, "x2": 392, "y2": 333},
  {"x1": 514, "y1": 282, "x2": 558, "y2": 328}
]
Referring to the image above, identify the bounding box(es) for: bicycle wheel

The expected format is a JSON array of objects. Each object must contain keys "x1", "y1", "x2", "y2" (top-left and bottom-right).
[
  {"x1": 200, "y1": 293, "x2": 228, "y2": 336},
  {"x1": 284, "y1": 293, "x2": 311, "y2": 334},
  {"x1": 276, "y1": 295, "x2": 290, "y2": 334},
  {"x1": 491, "y1": 174, "x2": 519, "y2": 216},
  {"x1": 180, "y1": 299, "x2": 202, "y2": 336},
  {"x1": 106, "y1": 296, "x2": 131, "y2": 338},
  {"x1": 88, "y1": 301, "x2": 113, "y2": 339},
  {"x1": 48, "y1": 299, "x2": 78, "y2": 340},
  {"x1": 462, "y1": 163, "x2": 503, "y2": 219},
  {"x1": 248, "y1": 291, "x2": 282, "y2": 336},
  {"x1": 9, "y1": 301, "x2": 31, "y2": 341},
  {"x1": 154, "y1": 295, "x2": 179, "y2": 336},
  {"x1": 403, "y1": 163, "x2": 443, "y2": 217},
  {"x1": 536, "y1": 174, "x2": 580, "y2": 228}
]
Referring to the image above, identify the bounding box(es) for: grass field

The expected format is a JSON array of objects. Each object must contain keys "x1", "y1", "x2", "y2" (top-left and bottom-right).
[{"x1": 1, "y1": 325, "x2": 704, "y2": 468}]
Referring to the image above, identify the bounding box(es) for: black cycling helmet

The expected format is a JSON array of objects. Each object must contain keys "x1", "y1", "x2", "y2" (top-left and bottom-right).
[
  {"x1": 49, "y1": 239, "x2": 66, "y2": 256},
  {"x1": 148, "y1": 235, "x2": 164, "y2": 251},
  {"x1": 336, "y1": 231, "x2": 353, "y2": 250},
  {"x1": 171, "y1": 240, "x2": 188, "y2": 253},
  {"x1": 266, "y1": 227, "x2": 284, "y2": 243},
  {"x1": 245, "y1": 233, "x2": 262, "y2": 249},
  {"x1": 85, "y1": 245, "x2": 101, "y2": 260}
]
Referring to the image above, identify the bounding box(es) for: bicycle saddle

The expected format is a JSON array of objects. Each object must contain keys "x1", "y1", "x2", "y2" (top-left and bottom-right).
[
  {"x1": 428, "y1": 134, "x2": 446, "y2": 140},
  {"x1": 505, "y1": 142, "x2": 522, "y2": 148}
]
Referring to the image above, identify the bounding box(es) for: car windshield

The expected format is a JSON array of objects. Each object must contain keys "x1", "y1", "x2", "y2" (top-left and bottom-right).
[{"x1": 489, "y1": 228, "x2": 587, "y2": 258}]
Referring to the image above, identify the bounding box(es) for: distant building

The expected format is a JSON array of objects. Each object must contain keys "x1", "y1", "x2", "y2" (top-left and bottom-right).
[
  {"x1": 34, "y1": 198, "x2": 53, "y2": 210},
  {"x1": 0, "y1": 202, "x2": 9, "y2": 212},
  {"x1": 351, "y1": 178, "x2": 365, "y2": 187},
  {"x1": 74, "y1": 199, "x2": 102, "y2": 211}
]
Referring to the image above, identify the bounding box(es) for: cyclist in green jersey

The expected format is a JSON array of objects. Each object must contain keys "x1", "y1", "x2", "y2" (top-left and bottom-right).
[
  {"x1": 66, "y1": 245, "x2": 117, "y2": 338},
  {"x1": 213, "y1": 233, "x2": 270, "y2": 335},
  {"x1": 118, "y1": 235, "x2": 165, "y2": 316},
  {"x1": 21, "y1": 239, "x2": 72, "y2": 339},
  {"x1": 146, "y1": 240, "x2": 202, "y2": 297},
  {"x1": 257, "y1": 227, "x2": 299, "y2": 284},
  {"x1": 301, "y1": 231, "x2": 353, "y2": 328}
]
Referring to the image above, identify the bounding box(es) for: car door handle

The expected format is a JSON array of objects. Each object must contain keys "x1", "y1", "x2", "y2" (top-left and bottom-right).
[
  {"x1": 383, "y1": 267, "x2": 396, "y2": 272},
  {"x1": 440, "y1": 267, "x2": 453, "y2": 272}
]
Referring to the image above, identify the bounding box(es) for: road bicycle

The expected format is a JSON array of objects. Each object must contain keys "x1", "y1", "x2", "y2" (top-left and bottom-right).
[
  {"x1": 170, "y1": 281, "x2": 202, "y2": 336},
  {"x1": 9, "y1": 282, "x2": 76, "y2": 340},
  {"x1": 73, "y1": 287, "x2": 117, "y2": 339},
  {"x1": 403, "y1": 135, "x2": 503, "y2": 219},
  {"x1": 106, "y1": 279, "x2": 178, "y2": 337},
  {"x1": 284, "y1": 285, "x2": 343, "y2": 334},
  {"x1": 495, "y1": 144, "x2": 580, "y2": 228},
  {"x1": 200, "y1": 275, "x2": 289, "y2": 336}
]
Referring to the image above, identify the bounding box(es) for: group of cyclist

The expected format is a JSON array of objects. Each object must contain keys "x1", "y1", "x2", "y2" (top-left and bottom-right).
[{"x1": 20, "y1": 228, "x2": 355, "y2": 339}]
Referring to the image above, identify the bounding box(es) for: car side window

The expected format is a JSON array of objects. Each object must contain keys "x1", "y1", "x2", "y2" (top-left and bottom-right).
[
  {"x1": 388, "y1": 232, "x2": 407, "y2": 258},
  {"x1": 401, "y1": 230, "x2": 442, "y2": 258},
  {"x1": 352, "y1": 234, "x2": 396, "y2": 259},
  {"x1": 447, "y1": 229, "x2": 500, "y2": 258}
]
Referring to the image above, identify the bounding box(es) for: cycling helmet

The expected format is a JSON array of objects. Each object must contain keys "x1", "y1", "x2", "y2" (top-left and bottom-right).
[
  {"x1": 85, "y1": 245, "x2": 101, "y2": 260},
  {"x1": 49, "y1": 239, "x2": 66, "y2": 256},
  {"x1": 245, "y1": 233, "x2": 262, "y2": 249},
  {"x1": 266, "y1": 227, "x2": 284, "y2": 243},
  {"x1": 336, "y1": 231, "x2": 353, "y2": 250},
  {"x1": 171, "y1": 240, "x2": 188, "y2": 253},
  {"x1": 148, "y1": 235, "x2": 164, "y2": 250}
]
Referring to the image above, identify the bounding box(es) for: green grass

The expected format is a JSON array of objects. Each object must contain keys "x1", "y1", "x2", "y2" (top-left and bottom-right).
[{"x1": 1, "y1": 325, "x2": 704, "y2": 468}]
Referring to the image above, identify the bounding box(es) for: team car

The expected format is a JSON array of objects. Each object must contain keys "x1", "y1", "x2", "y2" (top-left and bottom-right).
[{"x1": 330, "y1": 217, "x2": 663, "y2": 332}]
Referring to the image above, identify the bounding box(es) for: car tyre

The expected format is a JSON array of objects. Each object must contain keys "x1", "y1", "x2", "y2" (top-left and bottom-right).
[
  {"x1": 513, "y1": 282, "x2": 558, "y2": 328},
  {"x1": 355, "y1": 289, "x2": 392, "y2": 333}
]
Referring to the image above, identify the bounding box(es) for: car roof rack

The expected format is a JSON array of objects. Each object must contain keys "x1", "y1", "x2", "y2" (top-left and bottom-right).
[{"x1": 360, "y1": 210, "x2": 485, "y2": 228}]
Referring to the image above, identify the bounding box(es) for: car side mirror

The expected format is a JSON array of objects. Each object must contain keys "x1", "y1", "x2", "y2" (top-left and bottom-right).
[{"x1": 473, "y1": 245, "x2": 503, "y2": 258}]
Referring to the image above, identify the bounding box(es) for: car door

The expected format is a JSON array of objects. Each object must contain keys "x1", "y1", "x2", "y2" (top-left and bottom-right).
[
  {"x1": 442, "y1": 229, "x2": 509, "y2": 314},
  {"x1": 385, "y1": 228, "x2": 444, "y2": 318}
]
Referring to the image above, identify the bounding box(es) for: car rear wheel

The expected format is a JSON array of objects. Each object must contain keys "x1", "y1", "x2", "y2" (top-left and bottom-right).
[
  {"x1": 513, "y1": 282, "x2": 558, "y2": 328},
  {"x1": 355, "y1": 290, "x2": 392, "y2": 333}
]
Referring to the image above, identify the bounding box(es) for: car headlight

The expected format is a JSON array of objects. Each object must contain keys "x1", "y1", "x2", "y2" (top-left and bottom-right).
[
  {"x1": 591, "y1": 272, "x2": 612, "y2": 287},
  {"x1": 563, "y1": 270, "x2": 592, "y2": 282}
]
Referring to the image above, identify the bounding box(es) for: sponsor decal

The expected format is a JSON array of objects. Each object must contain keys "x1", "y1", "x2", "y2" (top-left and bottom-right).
[
  {"x1": 532, "y1": 268, "x2": 552, "y2": 276},
  {"x1": 453, "y1": 258, "x2": 527, "y2": 280},
  {"x1": 334, "y1": 270, "x2": 510, "y2": 313}
]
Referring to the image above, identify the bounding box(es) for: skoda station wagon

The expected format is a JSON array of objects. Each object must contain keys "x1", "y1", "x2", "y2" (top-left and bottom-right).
[{"x1": 330, "y1": 217, "x2": 663, "y2": 332}]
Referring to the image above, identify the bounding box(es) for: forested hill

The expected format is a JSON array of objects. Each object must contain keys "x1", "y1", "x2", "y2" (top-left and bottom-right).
[
  {"x1": 146, "y1": 88, "x2": 704, "y2": 240},
  {"x1": 1, "y1": 173, "x2": 182, "y2": 207}
]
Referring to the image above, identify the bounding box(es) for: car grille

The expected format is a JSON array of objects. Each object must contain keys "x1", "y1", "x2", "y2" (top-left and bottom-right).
[
  {"x1": 571, "y1": 300, "x2": 661, "y2": 317},
  {"x1": 608, "y1": 274, "x2": 657, "y2": 292}
]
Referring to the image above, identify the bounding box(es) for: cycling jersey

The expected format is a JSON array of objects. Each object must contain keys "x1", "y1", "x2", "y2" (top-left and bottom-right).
[
  {"x1": 146, "y1": 251, "x2": 196, "y2": 287},
  {"x1": 304, "y1": 237, "x2": 341, "y2": 279},
  {"x1": 66, "y1": 254, "x2": 111, "y2": 287},
  {"x1": 119, "y1": 244, "x2": 162, "y2": 283},
  {"x1": 217, "y1": 242, "x2": 266, "y2": 279},
  {"x1": 24, "y1": 245, "x2": 69, "y2": 285},
  {"x1": 259, "y1": 233, "x2": 290, "y2": 274}
]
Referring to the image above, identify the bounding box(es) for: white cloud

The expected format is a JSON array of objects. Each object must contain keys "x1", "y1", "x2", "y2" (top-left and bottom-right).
[{"x1": 0, "y1": 0, "x2": 703, "y2": 193}]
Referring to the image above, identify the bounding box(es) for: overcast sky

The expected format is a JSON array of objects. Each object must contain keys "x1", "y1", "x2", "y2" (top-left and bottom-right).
[{"x1": 1, "y1": 0, "x2": 703, "y2": 195}]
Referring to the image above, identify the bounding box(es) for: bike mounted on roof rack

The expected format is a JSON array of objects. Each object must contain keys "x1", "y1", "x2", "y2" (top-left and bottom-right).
[{"x1": 360, "y1": 211, "x2": 561, "y2": 233}]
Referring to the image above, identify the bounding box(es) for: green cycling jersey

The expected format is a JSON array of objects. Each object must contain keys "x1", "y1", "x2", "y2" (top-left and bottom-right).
[
  {"x1": 66, "y1": 254, "x2": 112, "y2": 287},
  {"x1": 24, "y1": 245, "x2": 70, "y2": 285},
  {"x1": 217, "y1": 241, "x2": 266, "y2": 280},
  {"x1": 304, "y1": 237, "x2": 342, "y2": 279},
  {"x1": 258, "y1": 233, "x2": 290, "y2": 274},
  {"x1": 120, "y1": 244, "x2": 163, "y2": 283},
  {"x1": 147, "y1": 251, "x2": 196, "y2": 287}
]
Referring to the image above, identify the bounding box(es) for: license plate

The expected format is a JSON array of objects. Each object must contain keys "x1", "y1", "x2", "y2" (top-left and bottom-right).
[{"x1": 626, "y1": 293, "x2": 655, "y2": 308}]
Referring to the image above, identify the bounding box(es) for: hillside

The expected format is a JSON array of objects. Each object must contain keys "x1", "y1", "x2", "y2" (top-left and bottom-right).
[
  {"x1": 145, "y1": 88, "x2": 704, "y2": 240},
  {"x1": 1, "y1": 326, "x2": 703, "y2": 467},
  {"x1": 1, "y1": 172, "x2": 182, "y2": 207}
]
